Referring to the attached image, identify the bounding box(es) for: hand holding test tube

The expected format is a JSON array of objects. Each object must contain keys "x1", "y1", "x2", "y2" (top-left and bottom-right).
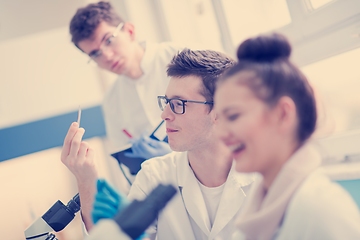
[{"x1": 60, "y1": 105, "x2": 99, "y2": 230}]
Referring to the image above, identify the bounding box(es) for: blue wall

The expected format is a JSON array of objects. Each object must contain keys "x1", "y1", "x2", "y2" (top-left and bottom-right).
[
  {"x1": 0, "y1": 105, "x2": 106, "y2": 162},
  {"x1": 337, "y1": 179, "x2": 360, "y2": 209}
]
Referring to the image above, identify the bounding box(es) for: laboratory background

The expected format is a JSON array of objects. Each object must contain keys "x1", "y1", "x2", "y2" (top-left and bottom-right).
[{"x1": 1, "y1": 0, "x2": 360, "y2": 239}]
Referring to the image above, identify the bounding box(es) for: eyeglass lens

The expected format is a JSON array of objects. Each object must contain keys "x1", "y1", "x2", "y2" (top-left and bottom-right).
[
  {"x1": 159, "y1": 97, "x2": 184, "y2": 114},
  {"x1": 91, "y1": 36, "x2": 115, "y2": 60}
]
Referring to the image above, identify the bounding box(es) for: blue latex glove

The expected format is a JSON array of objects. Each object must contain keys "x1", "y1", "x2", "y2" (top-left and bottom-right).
[
  {"x1": 124, "y1": 133, "x2": 172, "y2": 159},
  {"x1": 92, "y1": 179, "x2": 149, "y2": 240},
  {"x1": 92, "y1": 179, "x2": 128, "y2": 224}
]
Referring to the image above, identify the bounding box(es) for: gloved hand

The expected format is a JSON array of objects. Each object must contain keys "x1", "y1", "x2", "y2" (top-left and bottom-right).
[
  {"x1": 92, "y1": 179, "x2": 149, "y2": 240},
  {"x1": 124, "y1": 133, "x2": 172, "y2": 159},
  {"x1": 92, "y1": 179, "x2": 128, "y2": 224}
]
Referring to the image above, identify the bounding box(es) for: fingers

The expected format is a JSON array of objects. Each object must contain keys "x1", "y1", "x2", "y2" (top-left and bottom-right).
[
  {"x1": 86, "y1": 146, "x2": 95, "y2": 160},
  {"x1": 61, "y1": 122, "x2": 79, "y2": 161},
  {"x1": 137, "y1": 140, "x2": 151, "y2": 153},
  {"x1": 130, "y1": 140, "x2": 141, "y2": 155},
  {"x1": 93, "y1": 200, "x2": 118, "y2": 213},
  {"x1": 96, "y1": 194, "x2": 120, "y2": 210},
  {"x1": 78, "y1": 141, "x2": 89, "y2": 158},
  {"x1": 142, "y1": 134, "x2": 153, "y2": 143},
  {"x1": 103, "y1": 181, "x2": 125, "y2": 202},
  {"x1": 140, "y1": 131, "x2": 149, "y2": 138},
  {"x1": 96, "y1": 179, "x2": 127, "y2": 206},
  {"x1": 97, "y1": 179, "x2": 105, "y2": 192},
  {"x1": 95, "y1": 193, "x2": 119, "y2": 209},
  {"x1": 92, "y1": 201, "x2": 118, "y2": 224},
  {"x1": 69, "y1": 128, "x2": 85, "y2": 159},
  {"x1": 92, "y1": 206, "x2": 116, "y2": 224}
]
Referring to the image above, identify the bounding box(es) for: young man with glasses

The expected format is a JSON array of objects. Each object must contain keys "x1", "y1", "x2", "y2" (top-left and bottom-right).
[
  {"x1": 121, "y1": 49, "x2": 254, "y2": 239},
  {"x1": 69, "y1": 0, "x2": 184, "y2": 187}
]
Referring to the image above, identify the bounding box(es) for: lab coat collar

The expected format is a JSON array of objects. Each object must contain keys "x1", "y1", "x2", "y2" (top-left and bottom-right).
[
  {"x1": 210, "y1": 163, "x2": 254, "y2": 238},
  {"x1": 176, "y1": 152, "x2": 254, "y2": 237},
  {"x1": 235, "y1": 142, "x2": 322, "y2": 240},
  {"x1": 177, "y1": 151, "x2": 211, "y2": 235}
]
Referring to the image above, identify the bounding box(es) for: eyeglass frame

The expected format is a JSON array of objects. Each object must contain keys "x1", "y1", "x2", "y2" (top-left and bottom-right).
[
  {"x1": 157, "y1": 96, "x2": 213, "y2": 115},
  {"x1": 87, "y1": 22, "x2": 125, "y2": 64}
]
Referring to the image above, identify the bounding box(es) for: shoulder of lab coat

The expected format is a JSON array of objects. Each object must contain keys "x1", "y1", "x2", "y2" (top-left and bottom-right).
[
  {"x1": 276, "y1": 169, "x2": 360, "y2": 240},
  {"x1": 128, "y1": 151, "x2": 183, "y2": 201},
  {"x1": 127, "y1": 151, "x2": 184, "y2": 236}
]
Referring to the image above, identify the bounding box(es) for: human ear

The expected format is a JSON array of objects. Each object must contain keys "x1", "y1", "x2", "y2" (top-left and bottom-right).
[
  {"x1": 274, "y1": 96, "x2": 297, "y2": 133},
  {"x1": 211, "y1": 109, "x2": 219, "y2": 124},
  {"x1": 123, "y1": 22, "x2": 136, "y2": 41}
]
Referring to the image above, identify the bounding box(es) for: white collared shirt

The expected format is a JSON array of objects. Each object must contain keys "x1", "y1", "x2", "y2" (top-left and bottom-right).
[{"x1": 198, "y1": 181, "x2": 225, "y2": 228}]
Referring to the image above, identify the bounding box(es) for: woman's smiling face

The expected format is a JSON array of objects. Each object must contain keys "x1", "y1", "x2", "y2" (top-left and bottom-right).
[{"x1": 214, "y1": 71, "x2": 284, "y2": 175}]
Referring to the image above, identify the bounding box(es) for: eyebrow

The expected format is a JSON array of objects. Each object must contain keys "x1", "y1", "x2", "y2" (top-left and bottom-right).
[
  {"x1": 166, "y1": 94, "x2": 187, "y2": 100},
  {"x1": 222, "y1": 106, "x2": 240, "y2": 115},
  {"x1": 88, "y1": 32, "x2": 112, "y2": 56}
]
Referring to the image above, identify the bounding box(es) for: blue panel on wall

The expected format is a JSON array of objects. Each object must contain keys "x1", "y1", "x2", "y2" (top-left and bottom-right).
[
  {"x1": 0, "y1": 105, "x2": 106, "y2": 162},
  {"x1": 337, "y1": 179, "x2": 360, "y2": 209}
]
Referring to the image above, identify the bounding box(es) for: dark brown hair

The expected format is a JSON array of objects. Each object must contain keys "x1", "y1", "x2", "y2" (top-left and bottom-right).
[
  {"x1": 69, "y1": 1, "x2": 123, "y2": 49},
  {"x1": 219, "y1": 33, "x2": 317, "y2": 142},
  {"x1": 167, "y1": 49, "x2": 236, "y2": 111}
]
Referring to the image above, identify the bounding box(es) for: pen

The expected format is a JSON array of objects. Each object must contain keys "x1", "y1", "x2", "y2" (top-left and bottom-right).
[
  {"x1": 122, "y1": 129, "x2": 133, "y2": 138},
  {"x1": 77, "y1": 106, "x2": 81, "y2": 126}
]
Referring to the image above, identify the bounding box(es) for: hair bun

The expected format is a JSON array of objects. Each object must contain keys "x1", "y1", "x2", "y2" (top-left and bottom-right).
[{"x1": 237, "y1": 33, "x2": 291, "y2": 62}]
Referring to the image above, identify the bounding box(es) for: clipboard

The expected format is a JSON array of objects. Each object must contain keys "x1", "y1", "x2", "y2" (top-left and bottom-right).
[
  {"x1": 111, "y1": 120, "x2": 168, "y2": 175},
  {"x1": 149, "y1": 120, "x2": 168, "y2": 143}
]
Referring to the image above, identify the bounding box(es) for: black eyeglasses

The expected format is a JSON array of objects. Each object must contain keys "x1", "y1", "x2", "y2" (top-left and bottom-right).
[{"x1": 157, "y1": 96, "x2": 213, "y2": 115}]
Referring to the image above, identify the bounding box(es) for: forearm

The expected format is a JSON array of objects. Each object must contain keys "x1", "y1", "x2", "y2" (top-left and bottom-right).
[{"x1": 78, "y1": 179, "x2": 97, "y2": 231}]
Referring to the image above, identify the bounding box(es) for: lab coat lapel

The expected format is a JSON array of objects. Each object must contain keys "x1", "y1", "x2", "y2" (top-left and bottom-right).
[
  {"x1": 177, "y1": 152, "x2": 211, "y2": 236},
  {"x1": 159, "y1": 189, "x2": 197, "y2": 240},
  {"x1": 210, "y1": 166, "x2": 254, "y2": 238}
]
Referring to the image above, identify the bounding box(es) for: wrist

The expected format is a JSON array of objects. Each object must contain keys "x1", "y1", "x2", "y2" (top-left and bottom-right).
[{"x1": 76, "y1": 172, "x2": 98, "y2": 186}]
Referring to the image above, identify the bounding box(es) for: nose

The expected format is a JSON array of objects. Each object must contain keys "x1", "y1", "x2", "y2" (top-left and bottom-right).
[
  {"x1": 161, "y1": 103, "x2": 175, "y2": 122},
  {"x1": 102, "y1": 48, "x2": 114, "y2": 62}
]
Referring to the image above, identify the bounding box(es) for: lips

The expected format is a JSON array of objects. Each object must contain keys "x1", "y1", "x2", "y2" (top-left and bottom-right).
[
  {"x1": 111, "y1": 61, "x2": 119, "y2": 69},
  {"x1": 227, "y1": 143, "x2": 245, "y2": 156},
  {"x1": 166, "y1": 128, "x2": 178, "y2": 133}
]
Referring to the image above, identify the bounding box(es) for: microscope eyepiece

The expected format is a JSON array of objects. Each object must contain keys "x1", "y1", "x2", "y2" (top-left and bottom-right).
[{"x1": 66, "y1": 193, "x2": 81, "y2": 214}]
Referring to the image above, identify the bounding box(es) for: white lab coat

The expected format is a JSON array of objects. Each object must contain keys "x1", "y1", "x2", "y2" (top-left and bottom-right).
[
  {"x1": 128, "y1": 151, "x2": 255, "y2": 240},
  {"x1": 232, "y1": 143, "x2": 360, "y2": 240},
  {"x1": 102, "y1": 41, "x2": 184, "y2": 150},
  {"x1": 274, "y1": 169, "x2": 360, "y2": 240}
]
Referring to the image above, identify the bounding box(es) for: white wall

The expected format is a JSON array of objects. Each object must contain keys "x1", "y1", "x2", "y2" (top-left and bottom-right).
[{"x1": 0, "y1": 27, "x2": 104, "y2": 129}]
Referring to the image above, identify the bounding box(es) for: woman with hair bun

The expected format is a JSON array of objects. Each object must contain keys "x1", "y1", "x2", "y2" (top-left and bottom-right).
[{"x1": 214, "y1": 33, "x2": 360, "y2": 240}]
